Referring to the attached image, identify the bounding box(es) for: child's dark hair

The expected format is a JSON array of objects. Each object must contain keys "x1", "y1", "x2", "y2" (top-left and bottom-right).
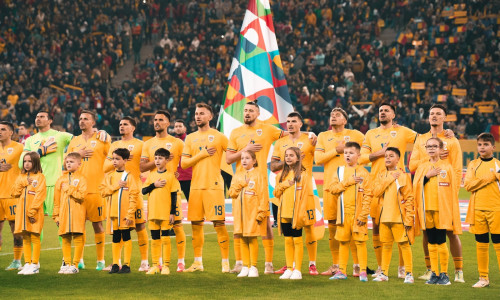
[
  {"x1": 22, "y1": 152, "x2": 43, "y2": 174},
  {"x1": 477, "y1": 132, "x2": 495, "y2": 145},
  {"x1": 279, "y1": 147, "x2": 305, "y2": 183},
  {"x1": 154, "y1": 148, "x2": 171, "y2": 158},
  {"x1": 385, "y1": 147, "x2": 401, "y2": 158},
  {"x1": 113, "y1": 148, "x2": 130, "y2": 160},
  {"x1": 344, "y1": 141, "x2": 361, "y2": 151},
  {"x1": 241, "y1": 150, "x2": 258, "y2": 167}
]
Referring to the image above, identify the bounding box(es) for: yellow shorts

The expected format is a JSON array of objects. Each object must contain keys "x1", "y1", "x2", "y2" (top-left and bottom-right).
[
  {"x1": 188, "y1": 189, "x2": 225, "y2": 221},
  {"x1": 149, "y1": 219, "x2": 173, "y2": 231},
  {"x1": 111, "y1": 217, "x2": 134, "y2": 230},
  {"x1": 0, "y1": 198, "x2": 17, "y2": 221},
  {"x1": 380, "y1": 222, "x2": 409, "y2": 243},
  {"x1": 135, "y1": 198, "x2": 146, "y2": 224},
  {"x1": 323, "y1": 191, "x2": 337, "y2": 221},
  {"x1": 425, "y1": 210, "x2": 445, "y2": 229},
  {"x1": 335, "y1": 213, "x2": 368, "y2": 242},
  {"x1": 84, "y1": 193, "x2": 105, "y2": 222},
  {"x1": 469, "y1": 210, "x2": 500, "y2": 235}
]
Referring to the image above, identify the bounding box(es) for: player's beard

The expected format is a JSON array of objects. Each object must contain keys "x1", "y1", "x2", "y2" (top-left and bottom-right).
[
  {"x1": 197, "y1": 121, "x2": 207, "y2": 128},
  {"x1": 380, "y1": 119, "x2": 390, "y2": 125},
  {"x1": 243, "y1": 117, "x2": 255, "y2": 125},
  {"x1": 155, "y1": 127, "x2": 164, "y2": 133}
]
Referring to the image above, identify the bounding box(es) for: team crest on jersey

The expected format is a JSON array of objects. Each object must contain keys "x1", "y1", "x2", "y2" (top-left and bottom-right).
[
  {"x1": 165, "y1": 143, "x2": 172, "y2": 150},
  {"x1": 248, "y1": 180, "x2": 255, "y2": 189},
  {"x1": 344, "y1": 136, "x2": 350, "y2": 143},
  {"x1": 128, "y1": 145, "x2": 135, "y2": 152},
  {"x1": 7, "y1": 148, "x2": 13, "y2": 155},
  {"x1": 390, "y1": 131, "x2": 397, "y2": 138},
  {"x1": 208, "y1": 135, "x2": 215, "y2": 143},
  {"x1": 297, "y1": 142, "x2": 304, "y2": 149},
  {"x1": 90, "y1": 141, "x2": 97, "y2": 148},
  {"x1": 73, "y1": 179, "x2": 80, "y2": 186},
  {"x1": 256, "y1": 129, "x2": 263, "y2": 136},
  {"x1": 31, "y1": 180, "x2": 38, "y2": 188},
  {"x1": 440, "y1": 170, "x2": 447, "y2": 178}
]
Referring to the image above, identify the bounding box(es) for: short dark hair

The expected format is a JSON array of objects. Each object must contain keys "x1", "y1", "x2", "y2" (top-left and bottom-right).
[
  {"x1": 80, "y1": 110, "x2": 97, "y2": 121},
  {"x1": 386, "y1": 146, "x2": 401, "y2": 158},
  {"x1": 477, "y1": 132, "x2": 495, "y2": 145},
  {"x1": 430, "y1": 104, "x2": 447, "y2": 115},
  {"x1": 287, "y1": 112, "x2": 303, "y2": 123},
  {"x1": 37, "y1": 110, "x2": 53, "y2": 120},
  {"x1": 379, "y1": 102, "x2": 396, "y2": 114},
  {"x1": 0, "y1": 121, "x2": 14, "y2": 132},
  {"x1": 344, "y1": 141, "x2": 361, "y2": 151},
  {"x1": 154, "y1": 148, "x2": 171, "y2": 158},
  {"x1": 121, "y1": 116, "x2": 137, "y2": 128},
  {"x1": 245, "y1": 100, "x2": 260, "y2": 110},
  {"x1": 196, "y1": 102, "x2": 213, "y2": 115},
  {"x1": 174, "y1": 119, "x2": 186, "y2": 126},
  {"x1": 113, "y1": 148, "x2": 130, "y2": 160},
  {"x1": 155, "y1": 110, "x2": 171, "y2": 121}
]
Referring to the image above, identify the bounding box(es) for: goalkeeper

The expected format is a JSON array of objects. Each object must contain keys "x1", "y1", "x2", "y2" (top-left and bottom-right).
[{"x1": 20, "y1": 111, "x2": 110, "y2": 216}]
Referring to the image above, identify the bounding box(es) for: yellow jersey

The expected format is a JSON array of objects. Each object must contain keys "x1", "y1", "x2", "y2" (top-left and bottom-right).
[
  {"x1": 272, "y1": 133, "x2": 315, "y2": 174},
  {"x1": 67, "y1": 133, "x2": 110, "y2": 194},
  {"x1": 181, "y1": 128, "x2": 228, "y2": 190},
  {"x1": 104, "y1": 138, "x2": 144, "y2": 180},
  {"x1": 99, "y1": 170, "x2": 139, "y2": 224},
  {"x1": 0, "y1": 140, "x2": 24, "y2": 198},
  {"x1": 144, "y1": 170, "x2": 180, "y2": 220},
  {"x1": 141, "y1": 135, "x2": 184, "y2": 175},
  {"x1": 464, "y1": 158, "x2": 500, "y2": 211},
  {"x1": 361, "y1": 125, "x2": 417, "y2": 175}
]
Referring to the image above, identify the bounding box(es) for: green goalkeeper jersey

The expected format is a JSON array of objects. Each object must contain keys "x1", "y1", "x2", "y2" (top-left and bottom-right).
[{"x1": 21, "y1": 129, "x2": 73, "y2": 186}]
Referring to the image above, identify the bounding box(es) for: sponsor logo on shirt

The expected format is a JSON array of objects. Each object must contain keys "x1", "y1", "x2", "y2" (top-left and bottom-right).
[
  {"x1": 28, "y1": 191, "x2": 36, "y2": 195},
  {"x1": 439, "y1": 182, "x2": 450, "y2": 187}
]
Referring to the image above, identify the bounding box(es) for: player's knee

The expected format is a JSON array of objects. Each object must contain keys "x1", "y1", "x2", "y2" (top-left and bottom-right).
[
  {"x1": 491, "y1": 234, "x2": 500, "y2": 244},
  {"x1": 122, "y1": 229, "x2": 132, "y2": 241},
  {"x1": 213, "y1": 220, "x2": 225, "y2": 227},
  {"x1": 13, "y1": 236, "x2": 23, "y2": 247},
  {"x1": 135, "y1": 223, "x2": 146, "y2": 231},
  {"x1": 112, "y1": 230, "x2": 122, "y2": 243},
  {"x1": 151, "y1": 230, "x2": 161, "y2": 240},
  {"x1": 161, "y1": 229, "x2": 172, "y2": 237},
  {"x1": 475, "y1": 233, "x2": 489, "y2": 243},
  {"x1": 173, "y1": 220, "x2": 182, "y2": 226},
  {"x1": 234, "y1": 233, "x2": 242, "y2": 239}
]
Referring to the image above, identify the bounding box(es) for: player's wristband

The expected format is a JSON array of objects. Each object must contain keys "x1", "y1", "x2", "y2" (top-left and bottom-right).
[{"x1": 141, "y1": 183, "x2": 156, "y2": 195}]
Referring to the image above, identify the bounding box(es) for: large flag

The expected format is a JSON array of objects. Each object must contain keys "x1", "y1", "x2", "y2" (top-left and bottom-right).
[{"x1": 218, "y1": 0, "x2": 292, "y2": 136}]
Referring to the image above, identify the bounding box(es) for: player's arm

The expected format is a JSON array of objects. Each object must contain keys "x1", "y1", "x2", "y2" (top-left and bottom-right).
[
  {"x1": 450, "y1": 139, "x2": 463, "y2": 192},
  {"x1": 53, "y1": 178, "x2": 62, "y2": 223},
  {"x1": 255, "y1": 173, "x2": 270, "y2": 221},
  {"x1": 11, "y1": 175, "x2": 28, "y2": 198},
  {"x1": 328, "y1": 172, "x2": 355, "y2": 194},
  {"x1": 27, "y1": 175, "x2": 46, "y2": 219},
  {"x1": 401, "y1": 176, "x2": 415, "y2": 226},
  {"x1": 103, "y1": 144, "x2": 115, "y2": 173},
  {"x1": 358, "y1": 173, "x2": 373, "y2": 222},
  {"x1": 126, "y1": 178, "x2": 139, "y2": 221},
  {"x1": 314, "y1": 135, "x2": 339, "y2": 165},
  {"x1": 408, "y1": 138, "x2": 423, "y2": 173},
  {"x1": 463, "y1": 161, "x2": 496, "y2": 192},
  {"x1": 67, "y1": 177, "x2": 87, "y2": 204},
  {"x1": 169, "y1": 191, "x2": 177, "y2": 215},
  {"x1": 359, "y1": 135, "x2": 374, "y2": 165},
  {"x1": 180, "y1": 139, "x2": 210, "y2": 169},
  {"x1": 273, "y1": 175, "x2": 293, "y2": 198},
  {"x1": 99, "y1": 175, "x2": 119, "y2": 197},
  {"x1": 139, "y1": 144, "x2": 155, "y2": 172},
  {"x1": 270, "y1": 141, "x2": 284, "y2": 172},
  {"x1": 372, "y1": 174, "x2": 395, "y2": 197},
  {"x1": 228, "y1": 174, "x2": 247, "y2": 198}
]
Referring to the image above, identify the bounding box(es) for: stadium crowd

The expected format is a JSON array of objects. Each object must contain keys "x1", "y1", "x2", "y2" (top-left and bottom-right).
[{"x1": 0, "y1": 0, "x2": 498, "y2": 138}]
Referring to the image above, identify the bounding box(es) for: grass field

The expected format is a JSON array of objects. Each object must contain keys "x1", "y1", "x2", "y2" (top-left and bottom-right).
[{"x1": 1, "y1": 215, "x2": 500, "y2": 299}]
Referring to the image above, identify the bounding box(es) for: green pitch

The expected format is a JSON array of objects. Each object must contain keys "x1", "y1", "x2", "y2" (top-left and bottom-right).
[{"x1": 1, "y1": 218, "x2": 500, "y2": 299}]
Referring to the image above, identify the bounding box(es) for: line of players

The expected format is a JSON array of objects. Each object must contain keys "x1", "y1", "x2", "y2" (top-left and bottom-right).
[{"x1": 0, "y1": 101, "x2": 499, "y2": 287}]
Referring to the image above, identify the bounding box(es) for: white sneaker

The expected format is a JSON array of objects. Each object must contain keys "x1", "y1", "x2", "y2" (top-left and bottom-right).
[
  {"x1": 248, "y1": 266, "x2": 259, "y2": 278},
  {"x1": 237, "y1": 267, "x2": 249, "y2": 278},
  {"x1": 404, "y1": 273, "x2": 414, "y2": 284},
  {"x1": 64, "y1": 265, "x2": 79, "y2": 274},
  {"x1": 371, "y1": 266, "x2": 382, "y2": 277},
  {"x1": 280, "y1": 269, "x2": 293, "y2": 279},
  {"x1": 24, "y1": 263, "x2": 39, "y2": 275},
  {"x1": 398, "y1": 266, "x2": 406, "y2": 279},
  {"x1": 18, "y1": 263, "x2": 31, "y2": 275},
  {"x1": 264, "y1": 262, "x2": 274, "y2": 274},
  {"x1": 138, "y1": 261, "x2": 150, "y2": 272},
  {"x1": 58, "y1": 265, "x2": 69, "y2": 274},
  {"x1": 290, "y1": 269, "x2": 302, "y2": 280}
]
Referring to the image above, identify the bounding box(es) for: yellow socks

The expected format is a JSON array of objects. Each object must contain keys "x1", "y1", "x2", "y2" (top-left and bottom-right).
[
  {"x1": 95, "y1": 232, "x2": 105, "y2": 262},
  {"x1": 173, "y1": 225, "x2": 186, "y2": 260},
  {"x1": 233, "y1": 237, "x2": 242, "y2": 262},
  {"x1": 328, "y1": 223, "x2": 339, "y2": 264},
  {"x1": 381, "y1": 242, "x2": 393, "y2": 274},
  {"x1": 355, "y1": 241, "x2": 368, "y2": 272},
  {"x1": 338, "y1": 241, "x2": 350, "y2": 274},
  {"x1": 476, "y1": 242, "x2": 489, "y2": 279},
  {"x1": 241, "y1": 237, "x2": 250, "y2": 267},
  {"x1": 73, "y1": 234, "x2": 84, "y2": 266},
  {"x1": 31, "y1": 233, "x2": 41, "y2": 264},
  {"x1": 438, "y1": 243, "x2": 449, "y2": 274},
  {"x1": 284, "y1": 237, "x2": 294, "y2": 269},
  {"x1": 23, "y1": 234, "x2": 31, "y2": 264},
  {"x1": 262, "y1": 239, "x2": 274, "y2": 263},
  {"x1": 62, "y1": 235, "x2": 72, "y2": 265},
  {"x1": 112, "y1": 242, "x2": 122, "y2": 265},
  {"x1": 136, "y1": 229, "x2": 149, "y2": 262},
  {"x1": 151, "y1": 239, "x2": 161, "y2": 266},
  {"x1": 453, "y1": 256, "x2": 463, "y2": 271},
  {"x1": 161, "y1": 236, "x2": 171, "y2": 268},
  {"x1": 14, "y1": 246, "x2": 23, "y2": 261},
  {"x1": 191, "y1": 224, "x2": 204, "y2": 258},
  {"x1": 304, "y1": 226, "x2": 317, "y2": 263},
  {"x1": 400, "y1": 242, "x2": 412, "y2": 274},
  {"x1": 350, "y1": 239, "x2": 359, "y2": 265},
  {"x1": 123, "y1": 240, "x2": 132, "y2": 266},
  {"x1": 249, "y1": 237, "x2": 259, "y2": 267},
  {"x1": 214, "y1": 225, "x2": 230, "y2": 260},
  {"x1": 293, "y1": 237, "x2": 303, "y2": 272},
  {"x1": 428, "y1": 244, "x2": 439, "y2": 274},
  {"x1": 398, "y1": 243, "x2": 404, "y2": 267},
  {"x1": 373, "y1": 234, "x2": 382, "y2": 266}
]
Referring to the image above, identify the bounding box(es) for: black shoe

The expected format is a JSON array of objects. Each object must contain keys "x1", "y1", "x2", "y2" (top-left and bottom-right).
[
  {"x1": 426, "y1": 272, "x2": 439, "y2": 285},
  {"x1": 109, "y1": 264, "x2": 120, "y2": 274},
  {"x1": 118, "y1": 265, "x2": 131, "y2": 274},
  {"x1": 436, "y1": 272, "x2": 451, "y2": 285},
  {"x1": 366, "y1": 267, "x2": 375, "y2": 275}
]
